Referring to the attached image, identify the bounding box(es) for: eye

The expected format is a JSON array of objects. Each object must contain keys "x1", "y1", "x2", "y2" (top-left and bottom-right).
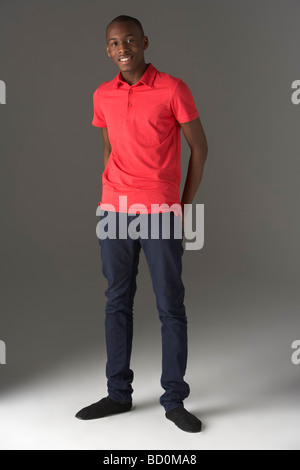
[{"x1": 127, "y1": 39, "x2": 134, "y2": 43}]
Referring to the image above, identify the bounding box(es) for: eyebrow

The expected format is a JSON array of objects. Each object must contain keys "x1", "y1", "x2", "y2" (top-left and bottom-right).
[{"x1": 107, "y1": 34, "x2": 135, "y2": 42}]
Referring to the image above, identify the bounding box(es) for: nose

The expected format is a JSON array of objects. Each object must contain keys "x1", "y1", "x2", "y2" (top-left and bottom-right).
[{"x1": 118, "y1": 40, "x2": 130, "y2": 55}]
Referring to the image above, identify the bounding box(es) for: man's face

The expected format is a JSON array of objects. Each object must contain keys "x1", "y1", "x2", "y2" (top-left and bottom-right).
[{"x1": 106, "y1": 21, "x2": 149, "y2": 72}]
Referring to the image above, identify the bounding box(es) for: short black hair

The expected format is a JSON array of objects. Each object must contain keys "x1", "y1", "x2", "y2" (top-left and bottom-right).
[{"x1": 106, "y1": 15, "x2": 144, "y2": 41}]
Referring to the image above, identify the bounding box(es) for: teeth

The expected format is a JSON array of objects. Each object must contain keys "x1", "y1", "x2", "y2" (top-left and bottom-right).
[{"x1": 120, "y1": 57, "x2": 132, "y2": 61}]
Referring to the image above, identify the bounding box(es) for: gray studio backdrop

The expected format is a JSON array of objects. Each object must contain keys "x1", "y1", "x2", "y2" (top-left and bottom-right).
[{"x1": 0, "y1": 0, "x2": 300, "y2": 441}]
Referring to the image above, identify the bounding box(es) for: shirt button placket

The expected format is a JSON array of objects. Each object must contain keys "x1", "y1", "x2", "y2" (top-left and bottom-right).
[{"x1": 127, "y1": 88, "x2": 133, "y2": 120}]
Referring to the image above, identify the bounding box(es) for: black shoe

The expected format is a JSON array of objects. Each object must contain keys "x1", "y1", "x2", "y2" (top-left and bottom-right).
[
  {"x1": 166, "y1": 407, "x2": 202, "y2": 433},
  {"x1": 75, "y1": 396, "x2": 132, "y2": 420}
]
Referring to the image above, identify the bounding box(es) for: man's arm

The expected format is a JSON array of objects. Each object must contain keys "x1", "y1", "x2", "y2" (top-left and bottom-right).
[
  {"x1": 180, "y1": 117, "x2": 208, "y2": 210},
  {"x1": 101, "y1": 127, "x2": 112, "y2": 169}
]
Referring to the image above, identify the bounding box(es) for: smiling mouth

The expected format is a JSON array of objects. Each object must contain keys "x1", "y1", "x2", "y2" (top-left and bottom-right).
[{"x1": 119, "y1": 56, "x2": 133, "y2": 62}]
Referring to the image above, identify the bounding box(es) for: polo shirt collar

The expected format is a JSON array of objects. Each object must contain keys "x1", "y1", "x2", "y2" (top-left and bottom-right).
[{"x1": 113, "y1": 63, "x2": 157, "y2": 89}]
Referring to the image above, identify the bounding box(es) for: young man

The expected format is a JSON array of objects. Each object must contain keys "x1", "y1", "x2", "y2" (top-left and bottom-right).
[{"x1": 76, "y1": 15, "x2": 208, "y2": 433}]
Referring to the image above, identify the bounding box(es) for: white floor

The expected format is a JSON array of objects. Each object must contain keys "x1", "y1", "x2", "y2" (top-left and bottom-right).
[
  {"x1": 1, "y1": 274, "x2": 300, "y2": 450},
  {"x1": 1, "y1": 331, "x2": 299, "y2": 450}
]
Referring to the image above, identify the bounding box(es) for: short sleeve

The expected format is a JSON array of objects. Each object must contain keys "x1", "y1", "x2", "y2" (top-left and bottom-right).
[
  {"x1": 92, "y1": 88, "x2": 107, "y2": 128},
  {"x1": 170, "y1": 79, "x2": 199, "y2": 124}
]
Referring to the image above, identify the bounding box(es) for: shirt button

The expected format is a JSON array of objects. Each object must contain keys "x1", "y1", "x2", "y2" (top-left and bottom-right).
[
  {"x1": 128, "y1": 103, "x2": 132, "y2": 107},
  {"x1": 129, "y1": 89, "x2": 133, "y2": 94}
]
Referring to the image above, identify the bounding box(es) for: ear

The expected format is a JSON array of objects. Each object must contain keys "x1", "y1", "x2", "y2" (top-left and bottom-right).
[
  {"x1": 106, "y1": 45, "x2": 111, "y2": 58},
  {"x1": 143, "y1": 36, "x2": 149, "y2": 51}
]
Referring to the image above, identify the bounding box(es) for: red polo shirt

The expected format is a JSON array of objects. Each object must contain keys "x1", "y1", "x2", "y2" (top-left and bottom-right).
[{"x1": 92, "y1": 63, "x2": 199, "y2": 215}]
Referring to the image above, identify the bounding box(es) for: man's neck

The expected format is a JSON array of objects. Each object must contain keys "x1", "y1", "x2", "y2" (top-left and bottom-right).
[{"x1": 120, "y1": 62, "x2": 149, "y2": 86}]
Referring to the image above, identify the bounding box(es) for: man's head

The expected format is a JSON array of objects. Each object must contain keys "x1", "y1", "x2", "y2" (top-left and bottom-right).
[{"x1": 106, "y1": 15, "x2": 149, "y2": 72}]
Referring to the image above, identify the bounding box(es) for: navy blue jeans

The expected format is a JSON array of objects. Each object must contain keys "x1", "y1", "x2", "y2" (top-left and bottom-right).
[{"x1": 97, "y1": 210, "x2": 190, "y2": 412}]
